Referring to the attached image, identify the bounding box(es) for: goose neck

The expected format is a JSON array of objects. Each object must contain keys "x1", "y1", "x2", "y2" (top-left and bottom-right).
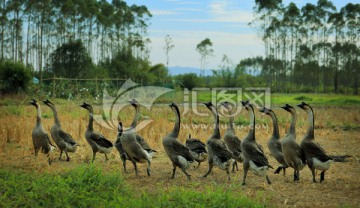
[
  {"x1": 49, "y1": 104, "x2": 61, "y2": 126},
  {"x1": 247, "y1": 105, "x2": 255, "y2": 139},
  {"x1": 130, "y1": 105, "x2": 139, "y2": 128},
  {"x1": 305, "y1": 107, "x2": 315, "y2": 139},
  {"x1": 87, "y1": 112, "x2": 94, "y2": 131},
  {"x1": 269, "y1": 111, "x2": 280, "y2": 138},
  {"x1": 36, "y1": 105, "x2": 42, "y2": 126},
  {"x1": 289, "y1": 109, "x2": 297, "y2": 135},
  {"x1": 170, "y1": 106, "x2": 181, "y2": 137},
  {"x1": 211, "y1": 106, "x2": 220, "y2": 138}
]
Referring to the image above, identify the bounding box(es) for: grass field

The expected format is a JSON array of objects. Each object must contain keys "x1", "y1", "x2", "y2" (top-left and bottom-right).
[{"x1": 0, "y1": 93, "x2": 359, "y2": 207}]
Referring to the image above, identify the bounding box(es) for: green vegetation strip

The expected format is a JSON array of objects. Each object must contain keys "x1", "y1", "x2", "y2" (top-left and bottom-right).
[{"x1": 0, "y1": 165, "x2": 265, "y2": 208}]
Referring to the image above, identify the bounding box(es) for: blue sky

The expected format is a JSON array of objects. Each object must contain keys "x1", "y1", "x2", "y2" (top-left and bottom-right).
[{"x1": 126, "y1": 0, "x2": 358, "y2": 70}]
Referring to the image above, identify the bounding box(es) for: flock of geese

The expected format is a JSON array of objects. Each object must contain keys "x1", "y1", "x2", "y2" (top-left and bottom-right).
[{"x1": 30, "y1": 98, "x2": 333, "y2": 185}]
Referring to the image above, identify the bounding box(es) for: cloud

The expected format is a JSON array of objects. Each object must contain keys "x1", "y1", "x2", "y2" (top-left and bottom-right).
[{"x1": 208, "y1": 0, "x2": 254, "y2": 23}]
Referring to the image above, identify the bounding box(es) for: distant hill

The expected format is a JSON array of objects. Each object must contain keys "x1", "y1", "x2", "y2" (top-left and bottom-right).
[{"x1": 168, "y1": 66, "x2": 213, "y2": 76}]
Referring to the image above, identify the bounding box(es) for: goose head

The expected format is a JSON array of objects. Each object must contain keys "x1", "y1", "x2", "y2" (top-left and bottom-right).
[
  {"x1": 241, "y1": 100, "x2": 253, "y2": 111},
  {"x1": 129, "y1": 99, "x2": 139, "y2": 108},
  {"x1": 259, "y1": 106, "x2": 271, "y2": 115},
  {"x1": 281, "y1": 104, "x2": 294, "y2": 113},
  {"x1": 297, "y1": 101, "x2": 310, "y2": 111},
  {"x1": 80, "y1": 102, "x2": 93, "y2": 113},
  {"x1": 29, "y1": 99, "x2": 39, "y2": 108},
  {"x1": 42, "y1": 99, "x2": 54, "y2": 107}
]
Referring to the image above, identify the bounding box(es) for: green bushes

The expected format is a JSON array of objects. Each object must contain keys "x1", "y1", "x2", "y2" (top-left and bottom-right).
[{"x1": 0, "y1": 61, "x2": 31, "y2": 93}]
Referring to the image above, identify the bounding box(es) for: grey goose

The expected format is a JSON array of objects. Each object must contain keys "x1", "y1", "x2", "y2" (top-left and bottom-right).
[
  {"x1": 43, "y1": 99, "x2": 79, "y2": 161},
  {"x1": 163, "y1": 103, "x2": 195, "y2": 180},
  {"x1": 241, "y1": 101, "x2": 272, "y2": 185},
  {"x1": 80, "y1": 103, "x2": 113, "y2": 162},
  {"x1": 185, "y1": 134, "x2": 207, "y2": 169},
  {"x1": 297, "y1": 102, "x2": 333, "y2": 183}
]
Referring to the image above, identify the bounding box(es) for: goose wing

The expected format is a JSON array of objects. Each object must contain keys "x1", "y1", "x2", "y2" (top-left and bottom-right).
[
  {"x1": 208, "y1": 139, "x2": 233, "y2": 160},
  {"x1": 58, "y1": 129, "x2": 77, "y2": 145},
  {"x1": 243, "y1": 142, "x2": 272, "y2": 168},
  {"x1": 136, "y1": 134, "x2": 157, "y2": 152},
  {"x1": 275, "y1": 140, "x2": 282, "y2": 152},
  {"x1": 89, "y1": 132, "x2": 113, "y2": 148},
  {"x1": 303, "y1": 141, "x2": 332, "y2": 162},
  {"x1": 186, "y1": 138, "x2": 207, "y2": 153},
  {"x1": 172, "y1": 140, "x2": 194, "y2": 161}
]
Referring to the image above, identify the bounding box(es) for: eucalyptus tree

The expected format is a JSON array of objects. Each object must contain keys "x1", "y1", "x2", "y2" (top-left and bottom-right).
[
  {"x1": 163, "y1": 34, "x2": 174, "y2": 70},
  {"x1": 196, "y1": 38, "x2": 213, "y2": 77}
]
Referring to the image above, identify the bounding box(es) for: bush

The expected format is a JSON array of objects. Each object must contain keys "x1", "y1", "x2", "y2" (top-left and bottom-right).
[{"x1": 0, "y1": 61, "x2": 31, "y2": 93}]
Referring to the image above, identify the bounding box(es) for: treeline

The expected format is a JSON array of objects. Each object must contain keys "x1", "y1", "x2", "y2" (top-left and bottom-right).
[{"x1": 0, "y1": 0, "x2": 359, "y2": 96}]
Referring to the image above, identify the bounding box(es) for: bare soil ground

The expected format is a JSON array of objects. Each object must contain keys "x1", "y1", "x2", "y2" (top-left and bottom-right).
[{"x1": 0, "y1": 104, "x2": 359, "y2": 207}]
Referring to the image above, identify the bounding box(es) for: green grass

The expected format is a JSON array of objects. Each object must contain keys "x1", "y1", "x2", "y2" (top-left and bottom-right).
[{"x1": 0, "y1": 165, "x2": 266, "y2": 208}]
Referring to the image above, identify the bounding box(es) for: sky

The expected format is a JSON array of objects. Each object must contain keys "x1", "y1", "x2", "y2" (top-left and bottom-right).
[{"x1": 125, "y1": 0, "x2": 359, "y2": 70}]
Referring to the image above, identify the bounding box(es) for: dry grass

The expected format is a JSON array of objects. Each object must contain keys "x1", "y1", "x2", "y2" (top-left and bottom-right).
[{"x1": 0, "y1": 103, "x2": 359, "y2": 207}]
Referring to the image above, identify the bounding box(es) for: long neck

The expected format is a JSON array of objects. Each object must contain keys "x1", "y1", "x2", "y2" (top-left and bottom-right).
[
  {"x1": 269, "y1": 111, "x2": 280, "y2": 139},
  {"x1": 211, "y1": 106, "x2": 220, "y2": 139},
  {"x1": 246, "y1": 105, "x2": 255, "y2": 140},
  {"x1": 304, "y1": 107, "x2": 314, "y2": 139},
  {"x1": 289, "y1": 109, "x2": 297, "y2": 135},
  {"x1": 228, "y1": 109, "x2": 234, "y2": 130},
  {"x1": 170, "y1": 107, "x2": 180, "y2": 137},
  {"x1": 49, "y1": 104, "x2": 60, "y2": 125},
  {"x1": 130, "y1": 105, "x2": 139, "y2": 128},
  {"x1": 36, "y1": 105, "x2": 42, "y2": 126},
  {"x1": 87, "y1": 112, "x2": 93, "y2": 131}
]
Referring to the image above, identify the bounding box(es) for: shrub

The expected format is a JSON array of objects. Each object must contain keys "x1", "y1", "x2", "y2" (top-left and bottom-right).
[{"x1": 0, "y1": 61, "x2": 31, "y2": 93}]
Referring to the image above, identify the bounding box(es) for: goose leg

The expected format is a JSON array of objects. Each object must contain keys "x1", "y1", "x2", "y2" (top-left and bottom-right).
[
  {"x1": 146, "y1": 160, "x2": 151, "y2": 176},
  {"x1": 242, "y1": 162, "x2": 249, "y2": 185},
  {"x1": 47, "y1": 153, "x2": 52, "y2": 165},
  {"x1": 274, "y1": 165, "x2": 283, "y2": 174},
  {"x1": 311, "y1": 168, "x2": 317, "y2": 183},
  {"x1": 92, "y1": 151, "x2": 96, "y2": 162},
  {"x1": 105, "y1": 154, "x2": 109, "y2": 161},
  {"x1": 171, "y1": 163, "x2": 177, "y2": 179},
  {"x1": 131, "y1": 160, "x2": 138, "y2": 176},
  {"x1": 201, "y1": 164, "x2": 213, "y2": 178},
  {"x1": 226, "y1": 170, "x2": 231, "y2": 180},
  {"x1": 283, "y1": 167, "x2": 286, "y2": 176},
  {"x1": 320, "y1": 170, "x2": 325, "y2": 183},
  {"x1": 65, "y1": 151, "x2": 70, "y2": 161},
  {"x1": 232, "y1": 161, "x2": 238, "y2": 173},
  {"x1": 266, "y1": 175, "x2": 271, "y2": 184},
  {"x1": 196, "y1": 162, "x2": 201, "y2": 169},
  {"x1": 180, "y1": 168, "x2": 191, "y2": 180},
  {"x1": 122, "y1": 159, "x2": 127, "y2": 173},
  {"x1": 59, "y1": 150, "x2": 63, "y2": 161},
  {"x1": 293, "y1": 170, "x2": 297, "y2": 181}
]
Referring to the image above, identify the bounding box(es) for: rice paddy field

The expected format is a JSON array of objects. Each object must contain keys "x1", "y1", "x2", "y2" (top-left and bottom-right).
[{"x1": 0, "y1": 94, "x2": 360, "y2": 207}]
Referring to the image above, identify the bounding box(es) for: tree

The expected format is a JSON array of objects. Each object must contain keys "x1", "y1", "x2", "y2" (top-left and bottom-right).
[
  {"x1": 163, "y1": 34, "x2": 174, "y2": 70},
  {"x1": 176, "y1": 73, "x2": 199, "y2": 90},
  {"x1": 0, "y1": 60, "x2": 31, "y2": 93},
  {"x1": 196, "y1": 38, "x2": 213, "y2": 76},
  {"x1": 49, "y1": 40, "x2": 93, "y2": 78}
]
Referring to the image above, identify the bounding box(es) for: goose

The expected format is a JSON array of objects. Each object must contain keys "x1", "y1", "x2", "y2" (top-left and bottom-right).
[
  {"x1": 30, "y1": 99, "x2": 55, "y2": 164},
  {"x1": 259, "y1": 107, "x2": 288, "y2": 175},
  {"x1": 163, "y1": 103, "x2": 195, "y2": 180},
  {"x1": 281, "y1": 104, "x2": 306, "y2": 181},
  {"x1": 185, "y1": 134, "x2": 207, "y2": 169},
  {"x1": 297, "y1": 102, "x2": 333, "y2": 183},
  {"x1": 201, "y1": 101, "x2": 234, "y2": 180},
  {"x1": 80, "y1": 103, "x2": 113, "y2": 162},
  {"x1": 114, "y1": 121, "x2": 131, "y2": 173},
  {"x1": 220, "y1": 101, "x2": 244, "y2": 172},
  {"x1": 241, "y1": 101, "x2": 272, "y2": 185},
  {"x1": 115, "y1": 121, "x2": 156, "y2": 173},
  {"x1": 43, "y1": 99, "x2": 79, "y2": 161},
  {"x1": 120, "y1": 99, "x2": 152, "y2": 176}
]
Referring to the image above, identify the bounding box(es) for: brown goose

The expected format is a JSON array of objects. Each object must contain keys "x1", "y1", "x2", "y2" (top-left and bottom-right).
[
  {"x1": 241, "y1": 101, "x2": 272, "y2": 185},
  {"x1": 114, "y1": 120, "x2": 155, "y2": 173},
  {"x1": 297, "y1": 102, "x2": 333, "y2": 183},
  {"x1": 220, "y1": 101, "x2": 244, "y2": 172},
  {"x1": 281, "y1": 104, "x2": 305, "y2": 181},
  {"x1": 185, "y1": 134, "x2": 207, "y2": 169},
  {"x1": 80, "y1": 103, "x2": 113, "y2": 162},
  {"x1": 201, "y1": 101, "x2": 234, "y2": 180},
  {"x1": 259, "y1": 107, "x2": 288, "y2": 175},
  {"x1": 30, "y1": 99, "x2": 55, "y2": 164},
  {"x1": 163, "y1": 103, "x2": 195, "y2": 180},
  {"x1": 120, "y1": 99, "x2": 153, "y2": 176},
  {"x1": 43, "y1": 99, "x2": 79, "y2": 161}
]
